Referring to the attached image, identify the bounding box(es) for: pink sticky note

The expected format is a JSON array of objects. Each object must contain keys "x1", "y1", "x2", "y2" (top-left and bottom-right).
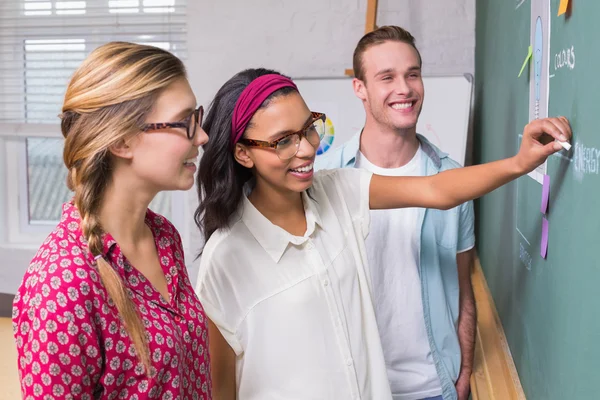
[
  {"x1": 541, "y1": 174, "x2": 550, "y2": 214},
  {"x1": 541, "y1": 217, "x2": 549, "y2": 259}
]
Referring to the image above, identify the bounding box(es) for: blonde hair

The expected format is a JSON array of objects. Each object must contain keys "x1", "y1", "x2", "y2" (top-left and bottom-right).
[{"x1": 61, "y1": 41, "x2": 186, "y2": 372}]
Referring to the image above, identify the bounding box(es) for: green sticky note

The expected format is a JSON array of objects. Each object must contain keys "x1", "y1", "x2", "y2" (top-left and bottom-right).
[{"x1": 519, "y1": 45, "x2": 533, "y2": 78}]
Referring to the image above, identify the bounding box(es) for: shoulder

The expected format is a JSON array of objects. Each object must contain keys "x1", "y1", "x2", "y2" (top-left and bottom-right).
[
  {"x1": 313, "y1": 168, "x2": 371, "y2": 194},
  {"x1": 439, "y1": 156, "x2": 463, "y2": 172},
  {"x1": 312, "y1": 168, "x2": 372, "y2": 228},
  {"x1": 195, "y1": 218, "x2": 249, "y2": 288},
  {"x1": 418, "y1": 135, "x2": 463, "y2": 172},
  {"x1": 194, "y1": 221, "x2": 257, "y2": 330},
  {"x1": 26, "y1": 219, "x2": 93, "y2": 282},
  {"x1": 314, "y1": 166, "x2": 366, "y2": 181},
  {"x1": 198, "y1": 227, "x2": 234, "y2": 269},
  {"x1": 314, "y1": 131, "x2": 361, "y2": 171},
  {"x1": 314, "y1": 146, "x2": 346, "y2": 170}
]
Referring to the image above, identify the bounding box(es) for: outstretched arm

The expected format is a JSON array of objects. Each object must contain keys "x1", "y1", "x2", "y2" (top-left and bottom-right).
[{"x1": 370, "y1": 117, "x2": 571, "y2": 210}]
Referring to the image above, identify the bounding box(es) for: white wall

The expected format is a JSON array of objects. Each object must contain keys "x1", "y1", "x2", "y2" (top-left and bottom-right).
[
  {"x1": 187, "y1": 0, "x2": 475, "y2": 109},
  {"x1": 377, "y1": 0, "x2": 475, "y2": 75},
  {"x1": 1, "y1": 0, "x2": 475, "y2": 295}
]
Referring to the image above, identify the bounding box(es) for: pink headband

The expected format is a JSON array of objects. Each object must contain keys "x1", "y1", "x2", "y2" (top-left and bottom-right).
[{"x1": 231, "y1": 74, "x2": 298, "y2": 146}]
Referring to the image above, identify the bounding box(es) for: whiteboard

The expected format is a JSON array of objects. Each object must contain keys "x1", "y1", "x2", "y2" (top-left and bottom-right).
[{"x1": 294, "y1": 75, "x2": 473, "y2": 166}]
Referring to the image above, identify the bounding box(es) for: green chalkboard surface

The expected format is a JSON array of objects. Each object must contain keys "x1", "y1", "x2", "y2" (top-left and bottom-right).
[{"x1": 475, "y1": 1, "x2": 600, "y2": 399}]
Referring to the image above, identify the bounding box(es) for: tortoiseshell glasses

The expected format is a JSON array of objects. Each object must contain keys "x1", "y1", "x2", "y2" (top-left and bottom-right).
[
  {"x1": 238, "y1": 112, "x2": 326, "y2": 160},
  {"x1": 142, "y1": 105, "x2": 204, "y2": 140}
]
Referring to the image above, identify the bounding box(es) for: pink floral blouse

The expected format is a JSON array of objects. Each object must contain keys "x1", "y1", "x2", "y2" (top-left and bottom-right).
[{"x1": 13, "y1": 202, "x2": 211, "y2": 399}]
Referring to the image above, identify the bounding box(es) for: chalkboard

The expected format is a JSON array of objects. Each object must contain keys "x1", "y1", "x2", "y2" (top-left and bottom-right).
[
  {"x1": 294, "y1": 75, "x2": 473, "y2": 165},
  {"x1": 475, "y1": 1, "x2": 599, "y2": 399}
]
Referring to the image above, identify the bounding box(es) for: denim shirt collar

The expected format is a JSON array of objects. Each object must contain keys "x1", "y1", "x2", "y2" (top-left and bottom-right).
[{"x1": 341, "y1": 130, "x2": 446, "y2": 173}]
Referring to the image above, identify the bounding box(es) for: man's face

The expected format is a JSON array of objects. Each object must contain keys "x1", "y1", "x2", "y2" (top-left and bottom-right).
[{"x1": 355, "y1": 41, "x2": 424, "y2": 133}]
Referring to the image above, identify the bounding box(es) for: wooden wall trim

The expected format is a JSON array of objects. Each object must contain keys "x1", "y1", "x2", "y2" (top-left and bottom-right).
[
  {"x1": 470, "y1": 257, "x2": 526, "y2": 400},
  {"x1": 344, "y1": 0, "x2": 379, "y2": 76},
  {"x1": 364, "y1": 0, "x2": 378, "y2": 33}
]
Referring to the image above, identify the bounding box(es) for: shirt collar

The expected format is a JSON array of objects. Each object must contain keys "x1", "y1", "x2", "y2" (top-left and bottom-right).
[
  {"x1": 61, "y1": 202, "x2": 118, "y2": 265},
  {"x1": 416, "y1": 133, "x2": 446, "y2": 171},
  {"x1": 61, "y1": 201, "x2": 176, "y2": 266},
  {"x1": 343, "y1": 129, "x2": 447, "y2": 171},
  {"x1": 61, "y1": 201, "x2": 179, "y2": 307},
  {"x1": 241, "y1": 190, "x2": 322, "y2": 263},
  {"x1": 341, "y1": 129, "x2": 363, "y2": 167}
]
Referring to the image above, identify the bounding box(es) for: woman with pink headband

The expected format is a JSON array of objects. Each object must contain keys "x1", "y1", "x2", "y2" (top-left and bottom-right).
[{"x1": 193, "y1": 68, "x2": 570, "y2": 399}]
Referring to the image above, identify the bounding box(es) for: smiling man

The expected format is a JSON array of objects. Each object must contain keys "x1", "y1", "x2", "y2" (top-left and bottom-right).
[{"x1": 315, "y1": 26, "x2": 476, "y2": 400}]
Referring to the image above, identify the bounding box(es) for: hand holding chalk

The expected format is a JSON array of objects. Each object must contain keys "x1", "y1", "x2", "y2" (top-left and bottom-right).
[
  {"x1": 556, "y1": 139, "x2": 572, "y2": 151},
  {"x1": 554, "y1": 116, "x2": 572, "y2": 150},
  {"x1": 515, "y1": 116, "x2": 572, "y2": 173}
]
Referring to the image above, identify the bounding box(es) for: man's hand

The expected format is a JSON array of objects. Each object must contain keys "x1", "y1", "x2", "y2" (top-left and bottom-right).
[{"x1": 455, "y1": 371, "x2": 472, "y2": 400}]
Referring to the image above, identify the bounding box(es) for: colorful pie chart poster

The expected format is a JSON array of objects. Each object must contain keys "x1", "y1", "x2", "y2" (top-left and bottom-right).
[{"x1": 317, "y1": 117, "x2": 335, "y2": 155}]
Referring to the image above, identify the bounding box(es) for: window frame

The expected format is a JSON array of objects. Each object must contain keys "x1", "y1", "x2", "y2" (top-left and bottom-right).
[
  {"x1": 0, "y1": 0, "x2": 188, "y2": 247},
  {"x1": 0, "y1": 126, "x2": 187, "y2": 246}
]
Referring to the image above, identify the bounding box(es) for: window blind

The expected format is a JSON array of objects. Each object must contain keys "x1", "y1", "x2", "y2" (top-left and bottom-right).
[{"x1": 0, "y1": 0, "x2": 187, "y2": 123}]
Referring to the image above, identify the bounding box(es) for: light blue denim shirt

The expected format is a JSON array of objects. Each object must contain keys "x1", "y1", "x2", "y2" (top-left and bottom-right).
[{"x1": 315, "y1": 131, "x2": 475, "y2": 400}]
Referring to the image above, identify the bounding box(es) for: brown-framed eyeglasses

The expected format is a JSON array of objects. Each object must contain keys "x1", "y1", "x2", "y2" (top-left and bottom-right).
[
  {"x1": 142, "y1": 105, "x2": 204, "y2": 140},
  {"x1": 238, "y1": 112, "x2": 326, "y2": 160}
]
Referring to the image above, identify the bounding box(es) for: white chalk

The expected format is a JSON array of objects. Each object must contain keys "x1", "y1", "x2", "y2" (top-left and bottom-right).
[{"x1": 557, "y1": 140, "x2": 572, "y2": 151}]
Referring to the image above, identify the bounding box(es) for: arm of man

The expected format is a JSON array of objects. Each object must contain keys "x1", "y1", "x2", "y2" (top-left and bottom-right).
[{"x1": 455, "y1": 248, "x2": 476, "y2": 400}]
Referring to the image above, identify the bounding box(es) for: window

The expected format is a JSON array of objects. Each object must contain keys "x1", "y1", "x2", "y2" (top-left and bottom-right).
[
  {"x1": 110, "y1": 0, "x2": 176, "y2": 14},
  {"x1": 24, "y1": 1, "x2": 87, "y2": 16},
  {"x1": 0, "y1": 0, "x2": 188, "y2": 244},
  {"x1": 24, "y1": 38, "x2": 87, "y2": 123},
  {"x1": 26, "y1": 138, "x2": 71, "y2": 223},
  {"x1": 24, "y1": 138, "x2": 172, "y2": 225}
]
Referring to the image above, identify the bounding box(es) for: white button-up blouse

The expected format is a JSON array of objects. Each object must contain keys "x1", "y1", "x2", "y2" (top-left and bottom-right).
[{"x1": 195, "y1": 168, "x2": 392, "y2": 400}]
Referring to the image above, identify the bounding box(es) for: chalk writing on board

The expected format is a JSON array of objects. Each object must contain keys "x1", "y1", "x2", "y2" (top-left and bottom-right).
[
  {"x1": 520, "y1": 242, "x2": 533, "y2": 270},
  {"x1": 517, "y1": 226, "x2": 531, "y2": 246},
  {"x1": 573, "y1": 141, "x2": 600, "y2": 176},
  {"x1": 554, "y1": 46, "x2": 575, "y2": 70}
]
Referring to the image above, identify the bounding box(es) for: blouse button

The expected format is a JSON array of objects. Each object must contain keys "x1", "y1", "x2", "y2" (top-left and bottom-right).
[{"x1": 174, "y1": 315, "x2": 182, "y2": 322}]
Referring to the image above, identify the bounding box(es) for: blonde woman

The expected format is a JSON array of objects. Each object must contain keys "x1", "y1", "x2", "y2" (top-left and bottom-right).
[{"x1": 12, "y1": 42, "x2": 212, "y2": 399}]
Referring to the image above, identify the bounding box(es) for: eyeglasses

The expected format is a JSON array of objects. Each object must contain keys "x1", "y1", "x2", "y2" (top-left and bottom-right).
[
  {"x1": 238, "y1": 112, "x2": 326, "y2": 160},
  {"x1": 142, "y1": 105, "x2": 204, "y2": 140}
]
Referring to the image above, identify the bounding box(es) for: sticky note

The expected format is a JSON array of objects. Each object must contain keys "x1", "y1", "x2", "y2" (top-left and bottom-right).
[
  {"x1": 541, "y1": 174, "x2": 550, "y2": 214},
  {"x1": 541, "y1": 217, "x2": 549, "y2": 259},
  {"x1": 519, "y1": 45, "x2": 533, "y2": 78},
  {"x1": 558, "y1": 0, "x2": 569, "y2": 16}
]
